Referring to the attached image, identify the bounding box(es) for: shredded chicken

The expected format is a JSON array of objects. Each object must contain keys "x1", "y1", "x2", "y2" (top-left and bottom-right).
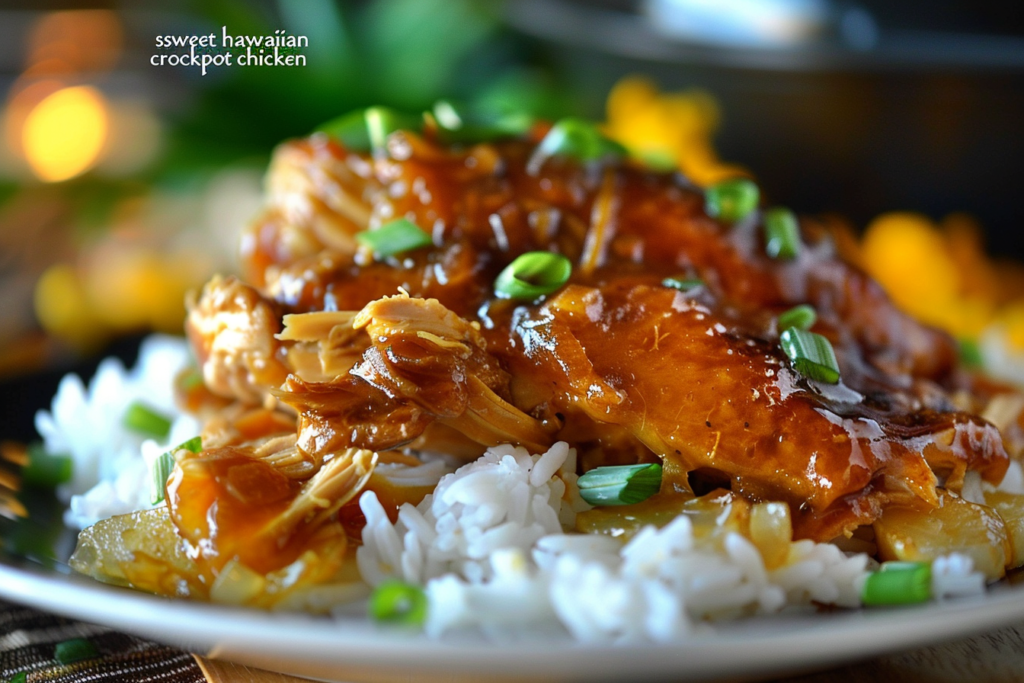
[{"x1": 186, "y1": 276, "x2": 290, "y2": 404}]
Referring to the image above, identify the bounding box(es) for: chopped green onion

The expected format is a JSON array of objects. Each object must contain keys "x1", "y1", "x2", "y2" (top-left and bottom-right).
[
  {"x1": 662, "y1": 277, "x2": 704, "y2": 292},
  {"x1": 493, "y1": 251, "x2": 572, "y2": 300},
  {"x1": 777, "y1": 304, "x2": 816, "y2": 331},
  {"x1": 22, "y1": 443, "x2": 72, "y2": 488},
  {"x1": 9, "y1": 672, "x2": 26, "y2": 683},
  {"x1": 316, "y1": 110, "x2": 371, "y2": 151},
  {"x1": 122, "y1": 401, "x2": 172, "y2": 439},
  {"x1": 763, "y1": 207, "x2": 801, "y2": 260},
  {"x1": 862, "y1": 563, "x2": 932, "y2": 606},
  {"x1": 527, "y1": 117, "x2": 627, "y2": 173},
  {"x1": 432, "y1": 100, "x2": 533, "y2": 143},
  {"x1": 959, "y1": 338, "x2": 983, "y2": 370},
  {"x1": 180, "y1": 367, "x2": 204, "y2": 390},
  {"x1": 356, "y1": 219, "x2": 433, "y2": 258},
  {"x1": 880, "y1": 561, "x2": 928, "y2": 573},
  {"x1": 705, "y1": 178, "x2": 759, "y2": 223},
  {"x1": 577, "y1": 463, "x2": 663, "y2": 506},
  {"x1": 316, "y1": 107, "x2": 422, "y2": 153},
  {"x1": 365, "y1": 107, "x2": 423, "y2": 156},
  {"x1": 177, "y1": 436, "x2": 203, "y2": 454},
  {"x1": 54, "y1": 637, "x2": 99, "y2": 664},
  {"x1": 151, "y1": 437, "x2": 202, "y2": 505},
  {"x1": 369, "y1": 580, "x2": 428, "y2": 626},
  {"x1": 149, "y1": 451, "x2": 174, "y2": 505},
  {"x1": 780, "y1": 328, "x2": 841, "y2": 384},
  {"x1": 432, "y1": 100, "x2": 464, "y2": 130}
]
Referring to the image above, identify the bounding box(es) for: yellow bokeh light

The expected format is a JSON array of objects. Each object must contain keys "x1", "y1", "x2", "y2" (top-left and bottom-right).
[{"x1": 22, "y1": 85, "x2": 108, "y2": 182}]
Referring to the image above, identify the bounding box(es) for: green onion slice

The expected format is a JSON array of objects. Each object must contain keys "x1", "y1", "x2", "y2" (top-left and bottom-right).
[
  {"x1": 777, "y1": 304, "x2": 816, "y2": 331},
  {"x1": 316, "y1": 109, "x2": 371, "y2": 150},
  {"x1": 780, "y1": 328, "x2": 841, "y2": 384},
  {"x1": 316, "y1": 107, "x2": 422, "y2": 153},
  {"x1": 705, "y1": 178, "x2": 759, "y2": 223},
  {"x1": 764, "y1": 207, "x2": 801, "y2": 260},
  {"x1": 432, "y1": 100, "x2": 533, "y2": 143},
  {"x1": 577, "y1": 463, "x2": 663, "y2": 506},
  {"x1": 356, "y1": 219, "x2": 433, "y2": 258},
  {"x1": 862, "y1": 563, "x2": 932, "y2": 606},
  {"x1": 151, "y1": 437, "x2": 202, "y2": 505},
  {"x1": 369, "y1": 580, "x2": 428, "y2": 626},
  {"x1": 366, "y1": 107, "x2": 423, "y2": 156},
  {"x1": 9, "y1": 671, "x2": 27, "y2": 683},
  {"x1": 528, "y1": 117, "x2": 627, "y2": 173},
  {"x1": 54, "y1": 637, "x2": 100, "y2": 664},
  {"x1": 177, "y1": 436, "x2": 202, "y2": 454},
  {"x1": 493, "y1": 251, "x2": 572, "y2": 300},
  {"x1": 662, "y1": 277, "x2": 704, "y2": 292},
  {"x1": 122, "y1": 401, "x2": 172, "y2": 439},
  {"x1": 180, "y1": 367, "x2": 204, "y2": 390},
  {"x1": 959, "y1": 338, "x2": 983, "y2": 370},
  {"x1": 880, "y1": 561, "x2": 928, "y2": 573},
  {"x1": 22, "y1": 443, "x2": 72, "y2": 489}
]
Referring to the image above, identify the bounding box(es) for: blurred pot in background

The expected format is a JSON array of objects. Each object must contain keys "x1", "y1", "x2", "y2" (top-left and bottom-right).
[{"x1": 506, "y1": 0, "x2": 1024, "y2": 259}]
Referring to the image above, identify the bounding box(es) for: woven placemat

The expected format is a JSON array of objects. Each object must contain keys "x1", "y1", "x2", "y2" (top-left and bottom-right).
[{"x1": 0, "y1": 600, "x2": 205, "y2": 682}]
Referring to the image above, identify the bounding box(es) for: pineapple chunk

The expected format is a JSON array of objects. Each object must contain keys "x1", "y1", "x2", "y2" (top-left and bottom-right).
[
  {"x1": 575, "y1": 489, "x2": 750, "y2": 547},
  {"x1": 984, "y1": 490, "x2": 1024, "y2": 570},
  {"x1": 70, "y1": 507, "x2": 206, "y2": 598},
  {"x1": 749, "y1": 502, "x2": 793, "y2": 570},
  {"x1": 71, "y1": 507, "x2": 360, "y2": 612},
  {"x1": 873, "y1": 490, "x2": 1010, "y2": 580}
]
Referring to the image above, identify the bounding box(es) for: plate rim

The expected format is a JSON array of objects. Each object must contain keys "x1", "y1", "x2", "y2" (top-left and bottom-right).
[{"x1": 4, "y1": 555, "x2": 1024, "y2": 682}]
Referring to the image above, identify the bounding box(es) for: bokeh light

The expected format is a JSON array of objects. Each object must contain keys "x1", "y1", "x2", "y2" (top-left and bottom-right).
[
  {"x1": 22, "y1": 86, "x2": 108, "y2": 182},
  {"x1": 26, "y1": 10, "x2": 123, "y2": 76}
]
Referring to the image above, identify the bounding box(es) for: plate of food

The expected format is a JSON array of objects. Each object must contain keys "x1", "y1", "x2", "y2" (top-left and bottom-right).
[{"x1": 4, "y1": 99, "x2": 1024, "y2": 682}]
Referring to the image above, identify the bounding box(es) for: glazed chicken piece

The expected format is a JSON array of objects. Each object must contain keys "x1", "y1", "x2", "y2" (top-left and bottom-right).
[
  {"x1": 245, "y1": 134, "x2": 956, "y2": 383},
  {"x1": 242, "y1": 136, "x2": 374, "y2": 288},
  {"x1": 500, "y1": 281, "x2": 1007, "y2": 541},
  {"x1": 269, "y1": 280, "x2": 1006, "y2": 543},
  {"x1": 183, "y1": 127, "x2": 1011, "y2": 551},
  {"x1": 277, "y1": 293, "x2": 550, "y2": 459},
  {"x1": 165, "y1": 445, "x2": 375, "y2": 576}
]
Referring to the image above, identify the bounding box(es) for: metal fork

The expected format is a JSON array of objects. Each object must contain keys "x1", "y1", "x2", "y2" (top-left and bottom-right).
[{"x1": 0, "y1": 441, "x2": 28, "y2": 520}]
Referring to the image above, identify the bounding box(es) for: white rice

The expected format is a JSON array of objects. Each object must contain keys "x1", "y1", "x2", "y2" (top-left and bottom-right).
[
  {"x1": 356, "y1": 442, "x2": 986, "y2": 643},
  {"x1": 34, "y1": 334, "x2": 199, "y2": 528},
  {"x1": 37, "y1": 337, "x2": 991, "y2": 641}
]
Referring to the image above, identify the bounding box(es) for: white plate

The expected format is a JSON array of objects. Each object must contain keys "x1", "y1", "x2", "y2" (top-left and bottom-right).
[{"x1": 3, "y1": 550, "x2": 1024, "y2": 683}]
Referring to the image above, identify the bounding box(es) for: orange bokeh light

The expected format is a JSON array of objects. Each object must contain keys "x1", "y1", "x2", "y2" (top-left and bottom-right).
[{"x1": 26, "y1": 10, "x2": 123, "y2": 75}]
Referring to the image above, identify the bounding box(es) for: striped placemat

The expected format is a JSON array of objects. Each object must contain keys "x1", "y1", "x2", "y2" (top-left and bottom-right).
[{"x1": 0, "y1": 600, "x2": 205, "y2": 682}]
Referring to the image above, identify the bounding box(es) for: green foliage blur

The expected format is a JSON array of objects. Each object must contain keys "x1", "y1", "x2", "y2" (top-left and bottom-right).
[{"x1": 161, "y1": 0, "x2": 577, "y2": 179}]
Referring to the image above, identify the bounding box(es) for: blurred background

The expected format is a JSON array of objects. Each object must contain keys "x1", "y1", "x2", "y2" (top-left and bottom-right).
[{"x1": 2, "y1": 0, "x2": 1024, "y2": 438}]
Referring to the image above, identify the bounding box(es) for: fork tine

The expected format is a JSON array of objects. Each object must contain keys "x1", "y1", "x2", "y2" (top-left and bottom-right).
[
  {"x1": 0, "y1": 490, "x2": 28, "y2": 519},
  {"x1": 0, "y1": 468, "x2": 19, "y2": 492}
]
